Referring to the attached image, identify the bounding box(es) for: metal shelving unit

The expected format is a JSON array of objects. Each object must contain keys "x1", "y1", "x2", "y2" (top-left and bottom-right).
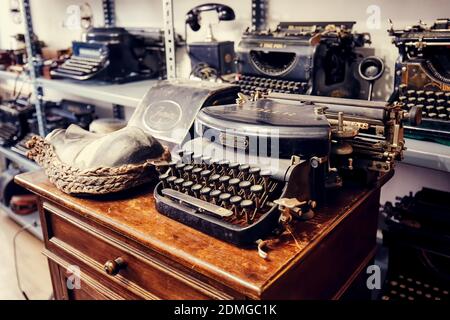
[
  {"x1": 37, "y1": 77, "x2": 158, "y2": 107},
  {"x1": 0, "y1": 146, "x2": 40, "y2": 171},
  {"x1": 0, "y1": 203, "x2": 43, "y2": 240},
  {"x1": 404, "y1": 139, "x2": 450, "y2": 173}
]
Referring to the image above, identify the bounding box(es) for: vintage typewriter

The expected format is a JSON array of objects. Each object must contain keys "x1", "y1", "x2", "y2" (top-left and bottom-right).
[
  {"x1": 233, "y1": 21, "x2": 372, "y2": 98},
  {"x1": 51, "y1": 27, "x2": 165, "y2": 83},
  {"x1": 153, "y1": 91, "x2": 412, "y2": 246},
  {"x1": 11, "y1": 99, "x2": 96, "y2": 156},
  {"x1": 389, "y1": 19, "x2": 450, "y2": 144},
  {"x1": 0, "y1": 98, "x2": 34, "y2": 147},
  {"x1": 380, "y1": 188, "x2": 450, "y2": 301}
]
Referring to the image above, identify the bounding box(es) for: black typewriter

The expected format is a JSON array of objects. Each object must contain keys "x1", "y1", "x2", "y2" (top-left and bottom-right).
[
  {"x1": 380, "y1": 188, "x2": 450, "y2": 301},
  {"x1": 11, "y1": 100, "x2": 96, "y2": 155},
  {"x1": 0, "y1": 99, "x2": 34, "y2": 147},
  {"x1": 51, "y1": 27, "x2": 165, "y2": 83},
  {"x1": 233, "y1": 21, "x2": 371, "y2": 98},
  {"x1": 153, "y1": 91, "x2": 410, "y2": 246},
  {"x1": 389, "y1": 18, "x2": 450, "y2": 144}
]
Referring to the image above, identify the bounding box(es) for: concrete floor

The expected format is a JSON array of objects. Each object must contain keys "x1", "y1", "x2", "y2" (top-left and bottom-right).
[{"x1": 0, "y1": 211, "x2": 52, "y2": 300}]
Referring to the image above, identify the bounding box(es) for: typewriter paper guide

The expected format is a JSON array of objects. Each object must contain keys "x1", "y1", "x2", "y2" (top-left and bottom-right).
[{"x1": 128, "y1": 79, "x2": 238, "y2": 146}]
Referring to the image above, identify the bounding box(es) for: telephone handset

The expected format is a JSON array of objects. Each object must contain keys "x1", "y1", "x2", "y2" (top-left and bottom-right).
[{"x1": 185, "y1": 3, "x2": 235, "y2": 32}]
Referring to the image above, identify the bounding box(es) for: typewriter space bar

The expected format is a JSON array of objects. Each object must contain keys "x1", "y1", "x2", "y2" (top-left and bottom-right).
[{"x1": 161, "y1": 188, "x2": 233, "y2": 217}]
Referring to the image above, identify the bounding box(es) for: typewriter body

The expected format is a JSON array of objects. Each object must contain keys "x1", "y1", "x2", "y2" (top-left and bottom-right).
[
  {"x1": 0, "y1": 99, "x2": 34, "y2": 147},
  {"x1": 51, "y1": 27, "x2": 165, "y2": 83},
  {"x1": 153, "y1": 86, "x2": 409, "y2": 246},
  {"x1": 234, "y1": 21, "x2": 371, "y2": 98},
  {"x1": 389, "y1": 19, "x2": 450, "y2": 144}
]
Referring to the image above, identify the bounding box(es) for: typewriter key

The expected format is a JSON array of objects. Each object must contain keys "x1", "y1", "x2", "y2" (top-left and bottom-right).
[
  {"x1": 249, "y1": 167, "x2": 261, "y2": 183},
  {"x1": 250, "y1": 184, "x2": 264, "y2": 208},
  {"x1": 240, "y1": 200, "x2": 255, "y2": 224},
  {"x1": 219, "y1": 193, "x2": 232, "y2": 207},
  {"x1": 435, "y1": 91, "x2": 444, "y2": 99},
  {"x1": 175, "y1": 163, "x2": 186, "y2": 176},
  {"x1": 230, "y1": 195, "x2": 243, "y2": 216},
  {"x1": 228, "y1": 178, "x2": 240, "y2": 195},
  {"x1": 174, "y1": 178, "x2": 185, "y2": 191},
  {"x1": 182, "y1": 180, "x2": 194, "y2": 193},
  {"x1": 209, "y1": 174, "x2": 221, "y2": 189},
  {"x1": 398, "y1": 96, "x2": 407, "y2": 103},
  {"x1": 168, "y1": 161, "x2": 177, "y2": 176},
  {"x1": 425, "y1": 91, "x2": 435, "y2": 98},
  {"x1": 229, "y1": 163, "x2": 240, "y2": 177},
  {"x1": 219, "y1": 175, "x2": 231, "y2": 190},
  {"x1": 166, "y1": 176, "x2": 177, "y2": 188},
  {"x1": 210, "y1": 189, "x2": 221, "y2": 204},
  {"x1": 406, "y1": 90, "x2": 416, "y2": 97},
  {"x1": 192, "y1": 167, "x2": 203, "y2": 182},
  {"x1": 218, "y1": 159, "x2": 230, "y2": 173},
  {"x1": 183, "y1": 164, "x2": 194, "y2": 176},
  {"x1": 426, "y1": 98, "x2": 436, "y2": 105},
  {"x1": 239, "y1": 164, "x2": 250, "y2": 179},
  {"x1": 200, "y1": 169, "x2": 212, "y2": 182},
  {"x1": 416, "y1": 90, "x2": 425, "y2": 97},
  {"x1": 159, "y1": 173, "x2": 169, "y2": 188},
  {"x1": 200, "y1": 186, "x2": 212, "y2": 199},
  {"x1": 239, "y1": 180, "x2": 252, "y2": 198},
  {"x1": 191, "y1": 184, "x2": 203, "y2": 198}
]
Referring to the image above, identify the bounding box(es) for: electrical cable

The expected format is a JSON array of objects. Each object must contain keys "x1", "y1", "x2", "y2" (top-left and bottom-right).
[{"x1": 13, "y1": 220, "x2": 38, "y2": 300}]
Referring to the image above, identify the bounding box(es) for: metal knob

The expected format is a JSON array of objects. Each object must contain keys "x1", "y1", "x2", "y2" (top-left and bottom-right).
[{"x1": 104, "y1": 257, "x2": 126, "y2": 276}]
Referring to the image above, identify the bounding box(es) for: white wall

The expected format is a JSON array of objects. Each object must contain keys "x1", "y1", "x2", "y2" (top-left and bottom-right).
[{"x1": 1, "y1": 0, "x2": 450, "y2": 100}]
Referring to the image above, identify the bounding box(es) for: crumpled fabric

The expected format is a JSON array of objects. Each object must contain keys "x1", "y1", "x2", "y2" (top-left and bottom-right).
[{"x1": 46, "y1": 124, "x2": 165, "y2": 170}]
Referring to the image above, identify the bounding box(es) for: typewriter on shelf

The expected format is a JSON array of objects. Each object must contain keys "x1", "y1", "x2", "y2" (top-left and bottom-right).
[
  {"x1": 380, "y1": 188, "x2": 450, "y2": 301},
  {"x1": 233, "y1": 21, "x2": 372, "y2": 98},
  {"x1": 153, "y1": 89, "x2": 413, "y2": 246},
  {"x1": 51, "y1": 27, "x2": 165, "y2": 83},
  {"x1": 0, "y1": 98, "x2": 34, "y2": 147},
  {"x1": 11, "y1": 99, "x2": 96, "y2": 156},
  {"x1": 389, "y1": 18, "x2": 450, "y2": 144}
]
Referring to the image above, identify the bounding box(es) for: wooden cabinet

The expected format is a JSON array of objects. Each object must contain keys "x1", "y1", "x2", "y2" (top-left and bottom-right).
[{"x1": 16, "y1": 170, "x2": 387, "y2": 300}]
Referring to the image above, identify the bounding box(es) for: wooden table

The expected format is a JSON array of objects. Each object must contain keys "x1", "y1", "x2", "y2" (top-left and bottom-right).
[{"x1": 15, "y1": 170, "x2": 386, "y2": 300}]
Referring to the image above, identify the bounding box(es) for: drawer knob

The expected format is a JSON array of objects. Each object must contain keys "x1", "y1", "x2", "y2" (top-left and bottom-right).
[{"x1": 103, "y1": 257, "x2": 126, "y2": 276}]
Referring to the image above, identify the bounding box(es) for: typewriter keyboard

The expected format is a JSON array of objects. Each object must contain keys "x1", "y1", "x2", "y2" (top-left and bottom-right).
[
  {"x1": 53, "y1": 55, "x2": 104, "y2": 79},
  {"x1": 397, "y1": 86, "x2": 450, "y2": 121},
  {"x1": 156, "y1": 151, "x2": 282, "y2": 227},
  {"x1": 233, "y1": 75, "x2": 309, "y2": 96}
]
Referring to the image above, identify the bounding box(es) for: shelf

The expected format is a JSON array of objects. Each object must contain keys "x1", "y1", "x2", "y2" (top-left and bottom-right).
[
  {"x1": 0, "y1": 70, "x2": 29, "y2": 82},
  {"x1": 0, "y1": 202, "x2": 43, "y2": 240},
  {"x1": 403, "y1": 138, "x2": 450, "y2": 173},
  {"x1": 0, "y1": 146, "x2": 40, "y2": 172},
  {"x1": 37, "y1": 77, "x2": 158, "y2": 107}
]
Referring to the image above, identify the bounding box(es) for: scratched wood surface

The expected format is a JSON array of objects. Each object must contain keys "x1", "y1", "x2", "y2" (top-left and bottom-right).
[{"x1": 15, "y1": 170, "x2": 383, "y2": 298}]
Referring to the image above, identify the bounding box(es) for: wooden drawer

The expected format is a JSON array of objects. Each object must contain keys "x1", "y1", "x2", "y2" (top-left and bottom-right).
[
  {"x1": 42, "y1": 201, "x2": 234, "y2": 300},
  {"x1": 46, "y1": 253, "x2": 125, "y2": 300}
]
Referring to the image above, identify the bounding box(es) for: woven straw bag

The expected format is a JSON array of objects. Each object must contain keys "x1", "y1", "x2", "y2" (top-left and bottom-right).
[{"x1": 26, "y1": 135, "x2": 170, "y2": 195}]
